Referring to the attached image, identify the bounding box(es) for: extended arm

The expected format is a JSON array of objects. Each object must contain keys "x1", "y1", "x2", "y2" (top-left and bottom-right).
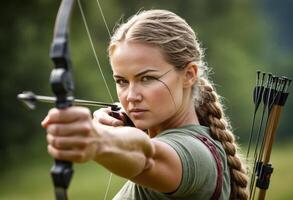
[{"x1": 42, "y1": 107, "x2": 182, "y2": 193}]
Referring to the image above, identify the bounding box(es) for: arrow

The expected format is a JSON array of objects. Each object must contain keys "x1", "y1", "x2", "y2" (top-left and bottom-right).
[{"x1": 17, "y1": 91, "x2": 119, "y2": 110}]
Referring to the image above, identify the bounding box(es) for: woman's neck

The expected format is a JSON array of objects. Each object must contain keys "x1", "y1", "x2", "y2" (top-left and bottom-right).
[{"x1": 148, "y1": 99, "x2": 199, "y2": 138}]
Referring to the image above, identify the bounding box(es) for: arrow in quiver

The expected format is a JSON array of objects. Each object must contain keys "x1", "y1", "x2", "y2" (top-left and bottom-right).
[{"x1": 246, "y1": 71, "x2": 291, "y2": 200}]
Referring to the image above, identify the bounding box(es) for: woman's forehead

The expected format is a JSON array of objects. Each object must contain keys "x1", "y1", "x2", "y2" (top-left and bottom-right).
[{"x1": 110, "y1": 42, "x2": 173, "y2": 75}]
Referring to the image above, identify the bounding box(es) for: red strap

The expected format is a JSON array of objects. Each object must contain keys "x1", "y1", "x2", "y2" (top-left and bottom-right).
[{"x1": 194, "y1": 135, "x2": 223, "y2": 200}]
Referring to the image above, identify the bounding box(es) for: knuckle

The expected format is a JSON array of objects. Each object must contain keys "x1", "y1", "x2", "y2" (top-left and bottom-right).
[
  {"x1": 47, "y1": 145, "x2": 60, "y2": 158},
  {"x1": 49, "y1": 124, "x2": 60, "y2": 135},
  {"x1": 93, "y1": 110, "x2": 100, "y2": 119},
  {"x1": 48, "y1": 108, "x2": 55, "y2": 116},
  {"x1": 46, "y1": 134, "x2": 53, "y2": 145},
  {"x1": 93, "y1": 109, "x2": 103, "y2": 120},
  {"x1": 85, "y1": 108, "x2": 91, "y2": 116},
  {"x1": 82, "y1": 122, "x2": 92, "y2": 135},
  {"x1": 47, "y1": 134, "x2": 55, "y2": 146},
  {"x1": 78, "y1": 139, "x2": 88, "y2": 148},
  {"x1": 47, "y1": 134, "x2": 62, "y2": 149},
  {"x1": 79, "y1": 107, "x2": 91, "y2": 119},
  {"x1": 48, "y1": 108, "x2": 59, "y2": 118},
  {"x1": 54, "y1": 125, "x2": 60, "y2": 135},
  {"x1": 54, "y1": 138, "x2": 61, "y2": 148}
]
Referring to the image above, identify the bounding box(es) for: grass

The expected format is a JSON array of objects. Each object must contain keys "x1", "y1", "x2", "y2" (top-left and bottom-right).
[
  {"x1": 0, "y1": 143, "x2": 293, "y2": 199},
  {"x1": 0, "y1": 158, "x2": 126, "y2": 200},
  {"x1": 260, "y1": 144, "x2": 293, "y2": 200}
]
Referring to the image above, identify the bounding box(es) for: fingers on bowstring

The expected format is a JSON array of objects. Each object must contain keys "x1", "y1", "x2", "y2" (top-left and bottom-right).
[{"x1": 93, "y1": 107, "x2": 124, "y2": 127}]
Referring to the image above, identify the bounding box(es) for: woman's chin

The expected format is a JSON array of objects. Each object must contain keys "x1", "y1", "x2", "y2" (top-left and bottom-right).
[
  {"x1": 131, "y1": 120, "x2": 151, "y2": 131},
  {"x1": 133, "y1": 123, "x2": 148, "y2": 131}
]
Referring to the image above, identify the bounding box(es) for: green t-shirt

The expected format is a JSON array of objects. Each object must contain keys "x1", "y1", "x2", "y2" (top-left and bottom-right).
[{"x1": 113, "y1": 125, "x2": 231, "y2": 200}]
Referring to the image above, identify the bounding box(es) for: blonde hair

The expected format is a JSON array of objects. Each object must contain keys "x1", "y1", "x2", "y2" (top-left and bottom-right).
[{"x1": 109, "y1": 9, "x2": 249, "y2": 199}]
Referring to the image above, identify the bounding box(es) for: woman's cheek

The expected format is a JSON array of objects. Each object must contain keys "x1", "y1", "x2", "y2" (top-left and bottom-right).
[{"x1": 147, "y1": 85, "x2": 177, "y2": 118}]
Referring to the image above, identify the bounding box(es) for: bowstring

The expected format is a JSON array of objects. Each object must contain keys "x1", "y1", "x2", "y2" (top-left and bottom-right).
[
  {"x1": 77, "y1": 1, "x2": 114, "y2": 199},
  {"x1": 96, "y1": 0, "x2": 112, "y2": 38},
  {"x1": 77, "y1": 0, "x2": 114, "y2": 102},
  {"x1": 95, "y1": 2, "x2": 114, "y2": 199}
]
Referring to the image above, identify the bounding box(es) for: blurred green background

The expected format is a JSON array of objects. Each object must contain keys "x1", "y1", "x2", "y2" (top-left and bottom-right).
[{"x1": 1, "y1": 0, "x2": 292, "y2": 199}]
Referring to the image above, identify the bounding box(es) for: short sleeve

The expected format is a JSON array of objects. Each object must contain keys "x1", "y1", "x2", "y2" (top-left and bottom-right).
[{"x1": 156, "y1": 131, "x2": 217, "y2": 198}]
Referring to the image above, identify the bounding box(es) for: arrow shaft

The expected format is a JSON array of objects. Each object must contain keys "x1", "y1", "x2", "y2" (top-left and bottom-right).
[{"x1": 34, "y1": 95, "x2": 117, "y2": 108}]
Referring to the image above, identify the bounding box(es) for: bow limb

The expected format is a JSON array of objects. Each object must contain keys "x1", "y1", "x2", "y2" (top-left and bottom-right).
[{"x1": 49, "y1": 0, "x2": 75, "y2": 200}]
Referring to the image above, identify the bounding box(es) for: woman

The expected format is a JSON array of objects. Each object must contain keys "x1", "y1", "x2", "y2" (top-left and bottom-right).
[{"x1": 42, "y1": 10, "x2": 249, "y2": 199}]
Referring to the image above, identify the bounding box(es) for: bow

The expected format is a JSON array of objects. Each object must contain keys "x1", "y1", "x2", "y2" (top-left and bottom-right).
[
  {"x1": 17, "y1": 0, "x2": 122, "y2": 199},
  {"x1": 246, "y1": 71, "x2": 291, "y2": 200},
  {"x1": 48, "y1": 0, "x2": 77, "y2": 199}
]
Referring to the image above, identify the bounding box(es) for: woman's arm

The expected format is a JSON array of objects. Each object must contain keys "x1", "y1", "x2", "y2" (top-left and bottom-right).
[
  {"x1": 93, "y1": 124, "x2": 155, "y2": 178},
  {"x1": 94, "y1": 124, "x2": 182, "y2": 193},
  {"x1": 42, "y1": 106, "x2": 182, "y2": 193}
]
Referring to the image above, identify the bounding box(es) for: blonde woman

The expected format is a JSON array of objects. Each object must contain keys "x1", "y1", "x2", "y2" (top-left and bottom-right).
[{"x1": 42, "y1": 10, "x2": 249, "y2": 199}]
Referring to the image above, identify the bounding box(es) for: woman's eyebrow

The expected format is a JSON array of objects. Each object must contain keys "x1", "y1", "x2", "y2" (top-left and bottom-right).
[
  {"x1": 113, "y1": 69, "x2": 159, "y2": 79},
  {"x1": 134, "y1": 69, "x2": 158, "y2": 77},
  {"x1": 113, "y1": 74, "x2": 123, "y2": 79}
]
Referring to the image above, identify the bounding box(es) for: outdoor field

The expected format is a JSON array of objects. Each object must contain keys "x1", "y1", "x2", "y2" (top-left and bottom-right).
[
  {"x1": 1, "y1": 0, "x2": 292, "y2": 200},
  {"x1": 0, "y1": 144, "x2": 292, "y2": 200}
]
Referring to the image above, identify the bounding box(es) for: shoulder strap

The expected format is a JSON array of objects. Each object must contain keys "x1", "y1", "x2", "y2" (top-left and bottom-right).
[{"x1": 194, "y1": 134, "x2": 223, "y2": 200}]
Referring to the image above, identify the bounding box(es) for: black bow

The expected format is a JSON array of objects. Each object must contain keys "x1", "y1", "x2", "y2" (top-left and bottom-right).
[
  {"x1": 17, "y1": 1, "x2": 134, "y2": 199},
  {"x1": 49, "y1": 1, "x2": 75, "y2": 199}
]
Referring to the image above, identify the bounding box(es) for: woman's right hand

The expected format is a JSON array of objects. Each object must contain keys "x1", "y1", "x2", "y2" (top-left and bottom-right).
[{"x1": 93, "y1": 107, "x2": 125, "y2": 127}]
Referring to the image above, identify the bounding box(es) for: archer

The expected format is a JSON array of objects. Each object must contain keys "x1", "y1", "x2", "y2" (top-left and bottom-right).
[{"x1": 42, "y1": 9, "x2": 249, "y2": 200}]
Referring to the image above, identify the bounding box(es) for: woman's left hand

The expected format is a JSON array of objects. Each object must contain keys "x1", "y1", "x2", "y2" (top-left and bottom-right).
[{"x1": 41, "y1": 106, "x2": 100, "y2": 163}]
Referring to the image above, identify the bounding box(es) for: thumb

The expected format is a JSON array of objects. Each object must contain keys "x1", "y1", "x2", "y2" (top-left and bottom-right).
[{"x1": 41, "y1": 116, "x2": 50, "y2": 128}]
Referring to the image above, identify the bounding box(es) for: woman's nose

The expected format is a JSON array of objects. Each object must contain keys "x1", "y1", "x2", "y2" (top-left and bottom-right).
[{"x1": 126, "y1": 83, "x2": 142, "y2": 102}]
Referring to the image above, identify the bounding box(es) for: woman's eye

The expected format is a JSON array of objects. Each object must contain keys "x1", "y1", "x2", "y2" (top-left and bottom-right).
[
  {"x1": 115, "y1": 79, "x2": 128, "y2": 86},
  {"x1": 141, "y1": 76, "x2": 156, "y2": 82}
]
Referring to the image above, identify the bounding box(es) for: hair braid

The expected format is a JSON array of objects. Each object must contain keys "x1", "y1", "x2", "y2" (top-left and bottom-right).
[{"x1": 196, "y1": 77, "x2": 249, "y2": 200}]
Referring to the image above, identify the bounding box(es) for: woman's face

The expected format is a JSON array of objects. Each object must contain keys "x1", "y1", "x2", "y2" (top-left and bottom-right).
[{"x1": 110, "y1": 41, "x2": 186, "y2": 132}]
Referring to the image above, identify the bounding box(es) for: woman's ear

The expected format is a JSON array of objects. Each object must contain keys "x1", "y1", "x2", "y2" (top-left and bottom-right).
[{"x1": 183, "y1": 62, "x2": 198, "y2": 88}]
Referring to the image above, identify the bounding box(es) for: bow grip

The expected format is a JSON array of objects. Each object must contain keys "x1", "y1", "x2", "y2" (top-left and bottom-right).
[{"x1": 51, "y1": 160, "x2": 73, "y2": 189}]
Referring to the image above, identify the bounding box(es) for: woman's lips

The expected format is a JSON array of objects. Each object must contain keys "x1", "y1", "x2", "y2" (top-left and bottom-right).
[{"x1": 129, "y1": 109, "x2": 148, "y2": 117}]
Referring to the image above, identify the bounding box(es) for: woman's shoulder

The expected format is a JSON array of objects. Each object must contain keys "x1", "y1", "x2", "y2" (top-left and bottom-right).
[
  {"x1": 157, "y1": 124, "x2": 208, "y2": 135},
  {"x1": 154, "y1": 125, "x2": 213, "y2": 154},
  {"x1": 156, "y1": 124, "x2": 226, "y2": 159},
  {"x1": 155, "y1": 124, "x2": 212, "y2": 145},
  {"x1": 153, "y1": 125, "x2": 220, "y2": 198}
]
